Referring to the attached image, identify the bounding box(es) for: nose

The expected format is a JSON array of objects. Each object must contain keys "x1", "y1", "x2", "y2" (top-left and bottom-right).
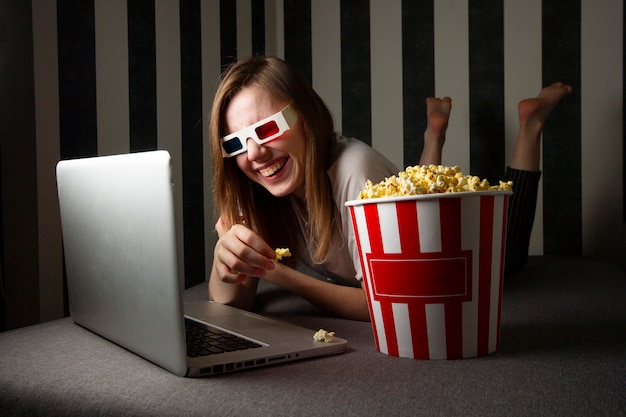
[{"x1": 245, "y1": 138, "x2": 268, "y2": 160}]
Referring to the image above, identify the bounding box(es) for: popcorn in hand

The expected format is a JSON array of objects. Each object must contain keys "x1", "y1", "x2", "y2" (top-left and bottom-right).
[{"x1": 274, "y1": 247, "x2": 291, "y2": 261}]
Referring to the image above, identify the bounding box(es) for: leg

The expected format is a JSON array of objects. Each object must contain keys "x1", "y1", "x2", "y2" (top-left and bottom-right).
[
  {"x1": 509, "y1": 82, "x2": 573, "y2": 171},
  {"x1": 505, "y1": 82, "x2": 572, "y2": 275},
  {"x1": 505, "y1": 168, "x2": 542, "y2": 275},
  {"x1": 419, "y1": 96, "x2": 452, "y2": 165}
]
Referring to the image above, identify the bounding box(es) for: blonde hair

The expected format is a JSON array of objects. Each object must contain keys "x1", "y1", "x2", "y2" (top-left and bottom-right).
[{"x1": 209, "y1": 56, "x2": 335, "y2": 263}]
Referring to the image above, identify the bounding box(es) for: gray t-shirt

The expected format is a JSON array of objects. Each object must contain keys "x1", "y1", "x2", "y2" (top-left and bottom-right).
[{"x1": 291, "y1": 135, "x2": 398, "y2": 286}]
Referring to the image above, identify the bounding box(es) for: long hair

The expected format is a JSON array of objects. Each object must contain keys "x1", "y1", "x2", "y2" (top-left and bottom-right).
[{"x1": 209, "y1": 56, "x2": 336, "y2": 263}]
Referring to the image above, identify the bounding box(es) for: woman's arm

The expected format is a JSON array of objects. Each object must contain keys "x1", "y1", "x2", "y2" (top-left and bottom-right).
[
  {"x1": 208, "y1": 261, "x2": 259, "y2": 310},
  {"x1": 208, "y1": 218, "x2": 276, "y2": 310},
  {"x1": 262, "y1": 263, "x2": 371, "y2": 321}
]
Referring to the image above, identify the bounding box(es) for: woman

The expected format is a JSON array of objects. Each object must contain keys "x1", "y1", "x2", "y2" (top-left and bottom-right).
[{"x1": 208, "y1": 55, "x2": 571, "y2": 321}]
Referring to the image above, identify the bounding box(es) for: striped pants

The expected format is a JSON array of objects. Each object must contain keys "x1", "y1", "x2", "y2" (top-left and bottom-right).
[{"x1": 505, "y1": 167, "x2": 542, "y2": 276}]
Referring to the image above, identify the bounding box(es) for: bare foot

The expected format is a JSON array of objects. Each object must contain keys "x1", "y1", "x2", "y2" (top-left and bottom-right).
[
  {"x1": 420, "y1": 96, "x2": 452, "y2": 165},
  {"x1": 510, "y1": 82, "x2": 572, "y2": 171},
  {"x1": 518, "y1": 82, "x2": 573, "y2": 135}
]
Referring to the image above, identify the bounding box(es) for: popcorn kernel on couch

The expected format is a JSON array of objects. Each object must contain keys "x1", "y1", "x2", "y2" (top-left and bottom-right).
[{"x1": 358, "y1": 164, "x2": 512, "y2": 199}]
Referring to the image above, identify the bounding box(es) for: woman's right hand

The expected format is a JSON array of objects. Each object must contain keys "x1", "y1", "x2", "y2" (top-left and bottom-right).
[{"x1": 213, "y1": 217, "x2": 276, "y2": 285}]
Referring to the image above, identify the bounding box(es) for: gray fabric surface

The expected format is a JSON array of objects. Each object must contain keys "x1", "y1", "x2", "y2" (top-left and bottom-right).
[{"x1": 0, "y1": 256, "x2": 625, "y2": 416}]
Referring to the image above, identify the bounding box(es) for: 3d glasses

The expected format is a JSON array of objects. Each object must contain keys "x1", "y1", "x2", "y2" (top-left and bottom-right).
[{"x1": 221, "y1": 104, "x2": 298, "y2": 157}]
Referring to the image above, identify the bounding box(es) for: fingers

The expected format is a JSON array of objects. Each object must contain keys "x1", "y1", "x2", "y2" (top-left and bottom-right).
[
  {"x1": 214, "y1": 261, "x2": 249, "y2": 284},
  {"x1": 215, "y1": 216, "x2": 226, "y2": 237},
  {"x1": 214, "y1": 224, "x2": 275, "y2": 283}
]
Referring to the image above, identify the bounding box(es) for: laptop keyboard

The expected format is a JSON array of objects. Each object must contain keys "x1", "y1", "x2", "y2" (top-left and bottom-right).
[{"x1": 185, "y1": 318, "x2": 263, "y2": 357}]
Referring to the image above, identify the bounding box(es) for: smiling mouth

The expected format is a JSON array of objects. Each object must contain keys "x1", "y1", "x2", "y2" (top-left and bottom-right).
[{"x1": 259, "y1": 158, "x2": 287, "y2": 178}]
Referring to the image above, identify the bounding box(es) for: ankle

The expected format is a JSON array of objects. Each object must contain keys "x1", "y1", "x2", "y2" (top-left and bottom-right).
[{"x1": 419, "y1": 141, "x2": 443, "y2": 165}]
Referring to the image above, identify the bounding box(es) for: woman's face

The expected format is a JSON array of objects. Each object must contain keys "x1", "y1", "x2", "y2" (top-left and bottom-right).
[{"x1": 224, "y1": 86, "x2": 307, "y2": 198}]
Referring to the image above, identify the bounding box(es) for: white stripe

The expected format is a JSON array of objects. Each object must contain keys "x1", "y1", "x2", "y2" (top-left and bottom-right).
[
  {"x1": 503, "y1": 0, "x2": 544, "y2": 255},
  {"x1": 392, "y1": 303, "x2": 413, "y2": 358},
  {"x1": 354, "y1": 205, "x2": 376, "y2": 331},
  {"x1": 202, "y1": 0, "x2": 222, "y2": 283},
  {"x1": 425, "y1": 303, "x2": 447, "y2": 359},
  {"x1": 434, "y1": 0, "x2": 470, "y2": 172},
  {"x1": 311, "y1": 0, "x2": 342, "y2": 132},
  {"x1": 581, "y1": 0, "x2": 624, "y2": 258},
  {"x1": 372, "y1": 300, "x2": 388, "y2": 355},
  {"x1": 267, "y1": 0, "x2": 284, "y2": 59},
  {"x1": 33, "y1": 0, "x2": 63, "y2": 322},
  {"x1": 461, "y1": 196, "x2": 481, "y2": 357},
  {"x1": 353, "y1": 205, "x2": 387, "y2": 354},
  {"x1": 370, "y1": 0, "x2": 403, "y2": 169},
  {"x1": 360, "y1": 229, "x2": 380, "y2": 335},
  {"x1": 155, "y1": 0, "x2": 183, "y2": 280},
  {"x1": 353, "y1": 206, "x2": 371, "y2": 254},
  {"x1": 94, "y1": 0, "x2": 130, "y2": 155},
  {"x1": 236, "y1": 0, "x2": 253, "y2": 58},
  {"x1": 417, "y1": 200, "x2": 442, "y2": 253},
  {"x1": 377, "y1": 203, "x2": 401, "y2": 254}
]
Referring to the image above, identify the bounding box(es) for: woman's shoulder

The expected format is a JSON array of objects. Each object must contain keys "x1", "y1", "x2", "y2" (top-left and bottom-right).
[
  {"x1": 331, "y1": 135, "x2": 394, "y2": 168},
  {"x1": 331, "y1": 135, "x2": 397, "y2": 176},
  {"x1": 328, "y1": 135, "x2": 398, "y2": 202}
]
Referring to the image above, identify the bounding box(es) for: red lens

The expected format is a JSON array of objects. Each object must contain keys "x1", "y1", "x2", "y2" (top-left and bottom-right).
[{"x1": 255, "y1": 121, "x2": 280, "y2": 139}]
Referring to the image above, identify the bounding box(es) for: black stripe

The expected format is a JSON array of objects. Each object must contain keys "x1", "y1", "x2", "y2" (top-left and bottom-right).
[
  {"x1": 402, "y1": 0, "x2": 435, "y2": 166},
  {"x1": 468, "y1": 0, "x2": 504, "y2": 183},
  {"x1": 283, "y1": 0, "x2": 312, "y2": 83},
  {"x1": 56, "y1": 0, "x2": 97, "y2": 319},
  {"x1": 57, "y1": 0, "x2": 97, "y2": 159},
  {"x1": 220, "y1": 0, "x2": 237, "y2": 68},
  {"x1": 624, "y1": 1, "x2": 626, "y2": 223},
  {"x1": 0, "y1": 2, "x2": 4, "y2": 327},
  {"x1": 128, "y1": 0, "x2": 157, "y2": 152},
  {"x1": 340, "y1": 0, "x2": 371, "y2": 145},
  {"x1": 180, "y1": 0, "x2": 206, "y2": 288},
  {"x1": 0, "y1": 7, "x2": 7, "y2": 332},
  {"x1": 251, "y1": 0, "x2": 265, "y2": 55},
  {"x1": 542, "y1": 0, "x2": 582, "y2": 255},
  {"x1": 0, "y1": 2, "x2": 39, "y2": 329}
]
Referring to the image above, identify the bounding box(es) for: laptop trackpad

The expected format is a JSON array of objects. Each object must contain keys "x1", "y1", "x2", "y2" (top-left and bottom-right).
[{"x1": 184, "y1": 302, "x2": 279, "y2": 331}]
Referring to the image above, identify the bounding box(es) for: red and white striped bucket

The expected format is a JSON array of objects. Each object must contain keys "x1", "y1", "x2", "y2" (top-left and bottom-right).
[{"x1": 346, "y1": 191, "x2": 511, "y2": 359}]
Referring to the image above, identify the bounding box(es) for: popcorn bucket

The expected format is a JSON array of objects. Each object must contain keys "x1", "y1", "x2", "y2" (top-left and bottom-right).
[{"x1": 346, "y1": 190, "x2": 512, "y2": 360}]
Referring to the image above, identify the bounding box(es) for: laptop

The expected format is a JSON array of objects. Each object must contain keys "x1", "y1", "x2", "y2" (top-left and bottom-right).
[{"x1": 55, "y1": 150, "x2": 346, "y2": 377}]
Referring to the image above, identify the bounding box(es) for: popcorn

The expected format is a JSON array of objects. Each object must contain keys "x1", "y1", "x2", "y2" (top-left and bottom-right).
[
  {"x1": 313, "y1": 329, "x2": 335, "y2": 343},
  {"x1": 274, "y1": 247, "x2": 291, "y2": 261},
  {"x1": 358, "y1": 165, "x2": 512, "y2": 199}
]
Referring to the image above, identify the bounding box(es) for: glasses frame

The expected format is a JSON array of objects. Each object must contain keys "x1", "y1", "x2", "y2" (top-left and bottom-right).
[{"x1": 221, "y1": 103, "x2": 298, "y2": 158}]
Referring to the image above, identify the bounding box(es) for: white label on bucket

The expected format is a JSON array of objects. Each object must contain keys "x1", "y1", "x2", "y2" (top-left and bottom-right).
[
  {"x1": 377, "y1": 203, "x2": 401, "y2": 253},
  {"x1": 417, "y1": 200, "x2": 441, "y2": 253}
]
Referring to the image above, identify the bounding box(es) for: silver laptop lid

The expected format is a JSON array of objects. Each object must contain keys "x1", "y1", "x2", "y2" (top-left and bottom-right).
[{"x1": 56, "y1": 150, "x2": 188, "y2": 376}]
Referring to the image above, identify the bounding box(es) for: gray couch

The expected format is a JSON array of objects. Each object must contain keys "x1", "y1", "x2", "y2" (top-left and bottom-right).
[{"x1": 1, "y1": 256, "x2": 625, "y2": 416}]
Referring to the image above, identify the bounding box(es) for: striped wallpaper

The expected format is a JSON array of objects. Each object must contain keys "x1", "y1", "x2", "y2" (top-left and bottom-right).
[{"x1": 0, "y1": 0, "x2": 623, "y2": 330}]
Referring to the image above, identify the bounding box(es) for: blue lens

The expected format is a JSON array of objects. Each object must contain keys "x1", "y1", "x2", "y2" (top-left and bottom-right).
[{"x1": 222, "y1": 137, "x2": 243, "y2": 154}]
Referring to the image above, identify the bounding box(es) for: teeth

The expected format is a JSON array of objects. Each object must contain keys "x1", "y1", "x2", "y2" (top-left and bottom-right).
[{"x1": 260, "y1": 160, "x2": 286, "y2": 177}]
